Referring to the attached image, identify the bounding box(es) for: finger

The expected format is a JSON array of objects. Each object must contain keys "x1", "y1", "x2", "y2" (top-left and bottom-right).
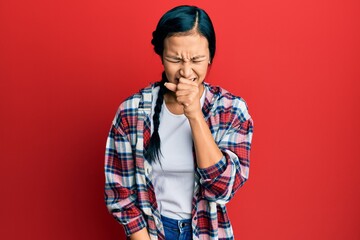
[
  {"x1": 175, "y1": 88, "x2": 196, "y2": 97},
  {"x1": 176, "y1": 84, "x2": 195, "y2": 92},
  {"x1": 175, "y1": 97, "x2": 187, "y2": 106},
  {"x1": 177, "y1": 81, "x2": 198, "y2": 91},
  {"x1": 176, "y1": 96, "x2": 194, "y2": 107},
  {"x1": 164, "y1": 82, "x2": 177, "y2": 92}
]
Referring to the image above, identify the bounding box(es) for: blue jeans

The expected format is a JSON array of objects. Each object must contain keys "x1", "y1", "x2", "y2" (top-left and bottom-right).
[{"x1": 161, "y1": 215, "x2": 192, "y2": 240}]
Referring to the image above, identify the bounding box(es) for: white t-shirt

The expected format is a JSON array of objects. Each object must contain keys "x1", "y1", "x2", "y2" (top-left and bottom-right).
[{"x1": 151, "y1": 86, "x2": 206, "y2": 220}]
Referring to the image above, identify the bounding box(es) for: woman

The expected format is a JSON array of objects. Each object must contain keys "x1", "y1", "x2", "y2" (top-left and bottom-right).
[{"x1": 105, "y1": 5, "x2": 254, "y2": 240}]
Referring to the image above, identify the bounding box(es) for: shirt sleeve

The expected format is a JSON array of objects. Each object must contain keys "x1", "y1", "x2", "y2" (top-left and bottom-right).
[
  {"x1": 104, "y1": 106, "x2": 147, "y2": 236},
  {"x1": 197, "y1": 98, "x2": 254, "y2": 204}
]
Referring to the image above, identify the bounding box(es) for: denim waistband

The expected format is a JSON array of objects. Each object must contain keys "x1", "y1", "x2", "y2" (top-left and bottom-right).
[{"x1": 161, "y1": 215, "x2": 192, "y2": 232}]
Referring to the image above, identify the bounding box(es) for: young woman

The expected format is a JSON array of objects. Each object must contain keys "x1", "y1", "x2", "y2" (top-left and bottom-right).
[{"x1": 105, "y1": 5, "x2": 254, "y2": 240}]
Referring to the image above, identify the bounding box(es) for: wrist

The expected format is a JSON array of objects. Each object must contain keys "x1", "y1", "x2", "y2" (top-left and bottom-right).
[{"x1": 186, "y1": 110, "x2": 204, "y2": 122}]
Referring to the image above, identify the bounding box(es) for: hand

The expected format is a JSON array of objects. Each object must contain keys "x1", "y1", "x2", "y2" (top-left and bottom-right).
[{"x1": 164, "y1": 78, "x2": 203, "y2": 120}]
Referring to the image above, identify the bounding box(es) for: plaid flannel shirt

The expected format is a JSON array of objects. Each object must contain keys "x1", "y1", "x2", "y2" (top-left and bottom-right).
[{"x1": 105, "y1": 82, "x2": 253, "y2": 240}]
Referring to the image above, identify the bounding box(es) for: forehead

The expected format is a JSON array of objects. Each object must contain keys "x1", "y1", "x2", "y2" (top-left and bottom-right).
[{"x1": 163, "y1": 34, "x2": 209, "y2": 55}]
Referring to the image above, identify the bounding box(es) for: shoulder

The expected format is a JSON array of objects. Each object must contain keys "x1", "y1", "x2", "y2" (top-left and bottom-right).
[
  {"x1": 204, "y1": 82, "x2": 251, "y2": 122},
  {"x1": 116, "y1": 83, "x2": 156, "y2": 112},
  {"x1": 120, "y1": 84, "x2": 154, "y2": 110},
  {"x1": 112, "y1": 83, "x2": 155, "y2": 127}
]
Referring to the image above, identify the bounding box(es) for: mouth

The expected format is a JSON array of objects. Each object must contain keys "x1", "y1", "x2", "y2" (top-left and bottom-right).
[{"x1": 175, "y1": 77, "x2": 197, "y2": 82}]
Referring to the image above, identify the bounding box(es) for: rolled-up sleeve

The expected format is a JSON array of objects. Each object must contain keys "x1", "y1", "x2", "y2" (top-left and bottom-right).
[{"x1": 197, "y1": 98, "x2": 254, "y2": 204}]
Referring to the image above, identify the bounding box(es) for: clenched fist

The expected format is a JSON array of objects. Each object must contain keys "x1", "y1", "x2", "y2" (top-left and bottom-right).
[{"x1": 164, "y1": 78, "x2": 204, "y2": 120}]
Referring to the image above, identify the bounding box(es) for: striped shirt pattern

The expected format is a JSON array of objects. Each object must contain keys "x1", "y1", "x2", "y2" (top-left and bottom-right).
[{"x1": 105, "y1": 82, "x2": 254, "y2": 240}]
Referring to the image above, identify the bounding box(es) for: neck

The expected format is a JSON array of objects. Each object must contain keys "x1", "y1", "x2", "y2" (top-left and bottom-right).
[{"x1": 164, "y1": 91, "x2": 177, "y2": 104}]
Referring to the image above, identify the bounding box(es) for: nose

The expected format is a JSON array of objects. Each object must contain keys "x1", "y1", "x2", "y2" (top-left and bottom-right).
[{"x1": 179, "y1": 62, "x2": 193, "y2": 78}]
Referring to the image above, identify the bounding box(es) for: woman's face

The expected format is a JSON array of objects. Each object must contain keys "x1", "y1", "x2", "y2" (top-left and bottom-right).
[{"x1": 162, "y1": 33, "x2": 210, "y2": 88}]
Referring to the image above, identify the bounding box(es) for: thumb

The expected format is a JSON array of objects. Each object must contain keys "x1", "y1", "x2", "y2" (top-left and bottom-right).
[{"x1": 164, "y1": 82, "x2": 177, "y2": 92}]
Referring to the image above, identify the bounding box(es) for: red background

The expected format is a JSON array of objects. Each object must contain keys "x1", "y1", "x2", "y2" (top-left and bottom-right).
[{"x1": 1, "y1": 0, "x2": 359, "y2": 239}]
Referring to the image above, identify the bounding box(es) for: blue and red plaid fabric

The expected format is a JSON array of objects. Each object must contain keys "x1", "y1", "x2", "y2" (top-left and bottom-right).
[{"x1": 105, "y1": 82, "x2": 254, "y2": 240}]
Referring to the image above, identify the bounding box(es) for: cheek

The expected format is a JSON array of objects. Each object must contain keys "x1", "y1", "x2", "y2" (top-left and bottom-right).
[
  {"x1": 195, "y1": 65, "x2": 209, "y2": 77},
  {"x1": 164, "y1": 64, "x2": 178, "y2": 76},
  {"x1": 163, "y1": 65, "x2": 176, "y2": 81}
]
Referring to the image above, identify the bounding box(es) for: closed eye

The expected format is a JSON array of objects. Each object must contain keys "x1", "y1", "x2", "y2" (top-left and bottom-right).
[
  {"x1": 166, "y1": 59, "x2": 181, "y2": 63},
  {"x1": 164, "y1": 56, "x2": 207, "y2": 64},
  {"x1": 164, "y1": 57, "x2": 181, "y2": 63}
]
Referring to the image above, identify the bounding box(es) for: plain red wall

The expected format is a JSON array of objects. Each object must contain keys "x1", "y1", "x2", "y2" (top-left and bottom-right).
[{"x1": 1, "y1": 0, "x2": 359, "y2": 239}]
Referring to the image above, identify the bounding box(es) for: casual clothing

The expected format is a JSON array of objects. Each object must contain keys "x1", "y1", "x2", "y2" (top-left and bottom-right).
[
  {"x1": 151, "y1": 86, "x2": 207, "y2": 220},
  {"x1": 104, "y1": 82, "x2": 254, "y2": 240},
  {"x1": 161, "y1": 215, "x2": 192, "y2": 240}
]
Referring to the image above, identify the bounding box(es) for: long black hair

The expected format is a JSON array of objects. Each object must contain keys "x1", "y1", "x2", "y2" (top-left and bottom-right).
[{"x1": 144, "y1": 5, "x2": 216, "y2": 163}]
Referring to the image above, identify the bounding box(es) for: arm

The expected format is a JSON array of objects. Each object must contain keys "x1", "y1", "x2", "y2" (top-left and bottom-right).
[
  {"x1": 129, "y1": 228, "x2": 150, "y2": 240},
  {"x1": 104, "y1": 106, "x2": 149, "y2": 238},
  {"x1": 165, "y1": 79, "x2": 253, "y2": 203},
  {"x1": 188, "y1": 114, "x2": 223, "y2": 168},
  {"x1": 165, "y1": 79, "x2": 222, "y2": 167},
  {"x1": 196, "y1": 113, "x2": 253, "y2": 203}
]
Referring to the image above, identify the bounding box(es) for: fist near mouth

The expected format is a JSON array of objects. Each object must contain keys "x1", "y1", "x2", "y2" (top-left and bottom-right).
[{"x1": 164, "y1": 78, "x2": 203, "y2": 119}]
